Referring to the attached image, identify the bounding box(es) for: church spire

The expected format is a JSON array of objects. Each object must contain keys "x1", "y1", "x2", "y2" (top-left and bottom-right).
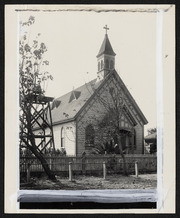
[
  {"x1": 97, "y1": 25, "x2": 116, "y2": 58},
  {"x1": 97, "y1": 25, "x2": 116, "y2": 81}
]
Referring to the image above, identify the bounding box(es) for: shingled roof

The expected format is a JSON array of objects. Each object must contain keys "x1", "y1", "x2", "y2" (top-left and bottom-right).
[
  {"x1": 96, "y1": 34, "x2": 116, "y2": 58},
  {"x1": 50, "y1": 79, "x2": 101, "y2": 125}
]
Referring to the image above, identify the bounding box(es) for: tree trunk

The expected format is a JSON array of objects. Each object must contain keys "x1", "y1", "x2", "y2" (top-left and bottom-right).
[
  {"x1": 24, "y1": 108, "x2": 57, "y2": 181},
  {"x1": 29, "y1": 144, "x2": 57, "y2": 181},
  {"x1": 117, "y1": 134, "x2": 128, "y2": 176}
]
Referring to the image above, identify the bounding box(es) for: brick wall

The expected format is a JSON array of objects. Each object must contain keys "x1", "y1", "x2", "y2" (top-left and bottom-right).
[
  {"x1": 76, "y1": 75, "x2": 145, "y2": 156},
  {"x1": 76, "y1": 98, "x2": 106, "y2": 155}
]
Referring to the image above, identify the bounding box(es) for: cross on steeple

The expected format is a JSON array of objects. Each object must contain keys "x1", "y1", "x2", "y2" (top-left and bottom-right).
[{"x1": 103, "y1": 25, "x2": 109, "y2": 34}]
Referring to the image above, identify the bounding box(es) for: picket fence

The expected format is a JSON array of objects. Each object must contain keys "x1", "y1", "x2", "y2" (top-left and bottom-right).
[{"x1": 20, "y1": 154, "x2": 157, "y2": 176}]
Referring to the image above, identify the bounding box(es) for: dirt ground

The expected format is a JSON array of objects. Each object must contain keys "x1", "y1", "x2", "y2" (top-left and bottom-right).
[{"x1": 20, "y1": 174, "x2": 157, "y2": 190}]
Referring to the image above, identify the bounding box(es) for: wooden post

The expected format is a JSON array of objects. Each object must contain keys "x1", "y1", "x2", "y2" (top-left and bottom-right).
[
  {"x1": 69, "y1": 162, "x2": 72, "y2": 181},
  {"x1": 49, "y1": 155, "x2": 52, "y2": 170},
  {"x1": 82, "y1": 152, "x2": 86, "y2": 175},
  {"x1": 27, "y1": 163, "x2": 31, "y2": 183},
  {"x1": 103, "y1": 161, "x2": 106, "y2": 179},
  {"x1": 135, "y1": 161, "x2": 138, "y2": 177}
]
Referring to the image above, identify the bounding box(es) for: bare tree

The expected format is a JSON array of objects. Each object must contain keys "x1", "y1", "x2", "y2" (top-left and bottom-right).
[
  {"x1": 93, "y1": 80, "x2": 131, "y2": 175},
  {"x1": 19, "y1": 16, "x2": 56, "y2": 181},
  {"x1": 74, "y1": 75, "x2": 135, "y2": 175}
]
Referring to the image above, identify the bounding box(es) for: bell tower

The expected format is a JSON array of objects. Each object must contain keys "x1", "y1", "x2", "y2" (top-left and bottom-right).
[{"x1": 96, "y1": 25, "x2": 116, "y2": 81}]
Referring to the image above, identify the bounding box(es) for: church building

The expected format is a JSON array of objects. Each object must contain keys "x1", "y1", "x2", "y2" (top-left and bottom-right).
[{"x1": 38, "y1": 26, "x2": 148, "y2": 156}]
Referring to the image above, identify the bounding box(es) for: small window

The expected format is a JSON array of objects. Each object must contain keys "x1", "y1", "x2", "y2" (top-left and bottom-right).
[
  {"x1": 61, "y1": 127, "x2": 65, "y2": 148},
  {"x1": 101, "y1": 60, "x2": 104, "y2": 69},
  {"x1": 98, "y1": 62, "x2": 100, "y2": 71},
  {"x1": 121, "y1": 121, "x2": 125, "y2": 127},
  {"x1": 110, "y1": 60, "x2": 114, "y2": 69}
]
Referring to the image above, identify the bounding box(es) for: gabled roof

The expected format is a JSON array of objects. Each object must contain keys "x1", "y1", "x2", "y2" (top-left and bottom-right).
[
  {"x1": 111, "y1": 70, "x2": 148, "y2": 125},
  {"x1": 69, "y1": 90, "x2": 81, "y2": 103},
  {"x1": 97, "y1": 34, "x2": 116, "y2": 58},
  {"x1": 50, "y1": 70, "x2": 148, "y2": 126}
]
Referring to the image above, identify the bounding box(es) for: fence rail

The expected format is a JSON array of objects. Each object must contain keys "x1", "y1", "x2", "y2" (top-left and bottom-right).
[{"x1": 20, "y1": 154, "x2": 157, "y2": 175}]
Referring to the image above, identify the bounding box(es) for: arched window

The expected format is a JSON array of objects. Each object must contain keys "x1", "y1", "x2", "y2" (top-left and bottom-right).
[
  {"x1": 98, "y1": 62, "x2": 100, "y2": 71},
  {"x1": 110, "y1": 60, "x2": 114, "y2": 69},
  {"x1": 105, "y1": 59, "x2": 109, "y2": 69},
  {"x1": 101, "y1": 60, "x2": 104, "y2": 69},
  {"x1": 85, "y1": 124, "x2": 95, "y2": 145},
  {"x1": 61, "y1": 127, "x2": 65, "y2": 148}
]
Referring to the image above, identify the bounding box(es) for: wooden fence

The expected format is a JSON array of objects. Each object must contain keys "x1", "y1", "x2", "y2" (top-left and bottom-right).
[{"x1": 20, "y1": 154, "x2": 157, "y2": 176}]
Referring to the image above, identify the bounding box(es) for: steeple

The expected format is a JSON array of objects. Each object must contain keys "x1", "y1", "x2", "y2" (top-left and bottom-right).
[{"x1": 97, "y1": 25, "x2": 116, "y2": 81}]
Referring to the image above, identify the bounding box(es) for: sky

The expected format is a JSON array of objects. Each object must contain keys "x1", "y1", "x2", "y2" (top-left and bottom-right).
[{"x1": 19, "y1": 9, "x2": 157, "y2": 135}]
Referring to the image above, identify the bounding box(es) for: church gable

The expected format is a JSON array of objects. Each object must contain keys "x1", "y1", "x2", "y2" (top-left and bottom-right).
[
  {"x1": 76, "y1": 70, "x2": 146, "y2": 127},
  {"x1": 75, "y1": 71, "x2": 146, "y2": 155},
  {"x1": 105, "y1": 71, "x2": 148, "y2": 126}
]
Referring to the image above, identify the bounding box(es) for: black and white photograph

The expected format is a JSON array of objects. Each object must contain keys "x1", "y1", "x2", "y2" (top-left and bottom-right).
[{"x1": 5, "y1": 4, "x2": 175, "y2": 213}]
